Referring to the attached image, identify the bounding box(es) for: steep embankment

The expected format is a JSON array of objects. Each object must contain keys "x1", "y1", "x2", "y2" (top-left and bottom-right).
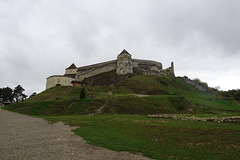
[{"x1": 3, "y1": 74, "x2": 240, "y2": 115}]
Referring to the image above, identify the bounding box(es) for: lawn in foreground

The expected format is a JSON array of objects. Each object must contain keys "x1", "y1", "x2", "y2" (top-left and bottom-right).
[{"x1": 43, "y1": 115, "x2": 240, "y2": 160}]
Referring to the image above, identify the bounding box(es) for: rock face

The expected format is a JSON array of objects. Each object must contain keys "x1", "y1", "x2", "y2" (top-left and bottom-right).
[{"x1": 178, "y1": 76, "x2": 208, "y2": 92}]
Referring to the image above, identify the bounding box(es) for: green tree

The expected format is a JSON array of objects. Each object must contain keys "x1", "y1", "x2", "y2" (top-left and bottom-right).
[
  {"x1": 13, "y1": 85, "x2": 27, "y2": 102},
  {"x1": 0, "y1": 88, "x2": 3, "y2": 102},
  {"x1": 0, "y1": 87, "x2": 13, "y2": 102},
  {"x1": 30, "y1": 92, "x2": 37, "y2": 98},
  {"x1": 79, "y1": 88, "x2": 86, "y2": 99}
]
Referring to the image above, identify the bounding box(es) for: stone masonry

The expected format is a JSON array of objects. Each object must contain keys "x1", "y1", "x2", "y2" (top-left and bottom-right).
[{"x1": 46, "y1": 49, "x2": 175, "y2": 89}]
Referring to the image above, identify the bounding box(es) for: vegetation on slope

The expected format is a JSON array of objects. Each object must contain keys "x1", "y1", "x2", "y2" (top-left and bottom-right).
[
  {"x1": 3, "y1": 74, "x2": 240, "y2": 115},
  {"x1": 3, "y1": 73, "x2": 240, "y2": 160}
]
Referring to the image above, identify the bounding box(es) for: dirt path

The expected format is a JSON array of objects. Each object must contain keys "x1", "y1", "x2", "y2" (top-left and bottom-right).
[
  {"x1": 132, "y1": 94, "x2": 150, "y2": 97},
  {"x1": 0, "y1": 107, "x2": 152, "y2": 160}
]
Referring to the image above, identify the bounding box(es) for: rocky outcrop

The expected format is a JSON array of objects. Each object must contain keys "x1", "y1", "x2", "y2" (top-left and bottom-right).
[{"x1": 178, "y1": 76, "x2": 208, "y2": 92}]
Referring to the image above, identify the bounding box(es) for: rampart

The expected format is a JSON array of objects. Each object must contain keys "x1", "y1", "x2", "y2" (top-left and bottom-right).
[
  {"x1": 132, "y1": 59, "x2": 163, "y2": 75},
  {"x1": 76, "y1": 58, "x2": 174, "y2": 82},
  {"x1": 161, "y1": 62, "x2": 175, "y2": 76},
  {"x1": 46, "y1": 50, "x2": 175, "y2": 89},
  {"x1": 46, "y1": 75, "x2": 75, "y2": 89},
  {"x1": 76, "y1": 60, "x2": 117, "y2": 81}
]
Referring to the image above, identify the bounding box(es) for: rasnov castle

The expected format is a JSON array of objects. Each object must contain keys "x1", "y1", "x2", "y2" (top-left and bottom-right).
[{"x1": 46, "y1": 50, "x2": 175, "y2": 89}]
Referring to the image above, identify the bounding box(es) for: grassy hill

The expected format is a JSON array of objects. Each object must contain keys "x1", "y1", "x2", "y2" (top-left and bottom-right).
[
  {"x1": 4, "y1": 74, "x2": 240, "y2": 115},
  {"x1": 3, "y1": 73, "x2": 240, "y2": 160}
]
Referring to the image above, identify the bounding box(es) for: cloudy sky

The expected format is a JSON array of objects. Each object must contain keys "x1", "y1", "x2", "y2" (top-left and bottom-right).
[{"x1": 1, "y1": 0, "x2": 240, "y2": 95}]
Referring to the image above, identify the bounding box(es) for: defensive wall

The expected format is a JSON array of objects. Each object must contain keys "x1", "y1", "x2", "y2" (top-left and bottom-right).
[
  {"x1": 76, "y1": 60, "x2": 117, "y2": 81},
  {"x1": 46, "y1": 75, "x2": 75, "y2": 89},
  {"x1": 75, "y1": 59, "x2": 174, "y2": 81},
  {"x1": 46, "y1": 49, "x2": 175, "y2": 89}
]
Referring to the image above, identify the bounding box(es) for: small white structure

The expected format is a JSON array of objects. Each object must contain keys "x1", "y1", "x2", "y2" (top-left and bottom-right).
[{"x1": 46, "y1": 63, "x2": 77, "y2": 89}]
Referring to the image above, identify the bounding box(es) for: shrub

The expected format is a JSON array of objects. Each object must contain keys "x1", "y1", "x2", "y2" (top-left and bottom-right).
[{"x1": 80, "y1": 88, "x2": 86, "y2": 99}]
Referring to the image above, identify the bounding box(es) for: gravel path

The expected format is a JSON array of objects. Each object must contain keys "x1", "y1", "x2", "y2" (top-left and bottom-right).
[{"x1": 0, "y1": 107, "x2": 152, "y2": 160}]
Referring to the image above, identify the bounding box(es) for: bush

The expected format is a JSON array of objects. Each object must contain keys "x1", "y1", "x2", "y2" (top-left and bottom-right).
[{"x1": 80, "y1": 88, "x2": 86, "y2": 99}]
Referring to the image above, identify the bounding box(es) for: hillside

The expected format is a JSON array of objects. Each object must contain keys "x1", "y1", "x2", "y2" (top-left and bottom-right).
[
  {"x1": 4, "y1": 73, "x2": 240, "y2": 115},
  {"x1": 3, "y1": 74, "x2": 240, "y2": 160}
]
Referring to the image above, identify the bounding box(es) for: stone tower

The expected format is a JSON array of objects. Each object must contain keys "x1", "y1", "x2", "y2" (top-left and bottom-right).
[
  {"x1": 65, "y1": 63, "x2": 77, "y2": 78},
  {"x1": 116, "y1": 49, "x2": 133, "y2": 75}
]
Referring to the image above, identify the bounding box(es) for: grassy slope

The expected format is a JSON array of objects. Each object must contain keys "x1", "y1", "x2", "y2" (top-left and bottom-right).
[
  {"x1": 3, "y1": 74, "x2": 240, "y2": 160},
  {"x1": 116, "y1": 75, "x2": 240, "y2": 112},
  {"x1": 4, "y1": 74, "x2": 240, "y2": 115}
]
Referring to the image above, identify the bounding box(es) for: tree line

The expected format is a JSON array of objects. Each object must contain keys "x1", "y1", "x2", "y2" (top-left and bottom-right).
[
  {"x1": 0, "y1": 85, "x2": 27, "y2": 103},
  {"x1": 192, "y1": 78, "x2": 240, "y2": 101},
  {"x1": 219, "y1": 89, "x2": 240, "y2": 101}
]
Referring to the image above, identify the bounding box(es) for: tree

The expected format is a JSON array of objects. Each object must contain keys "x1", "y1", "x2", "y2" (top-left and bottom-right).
[
  {"x1": 220, "y1": 89, "x2": 240, "y2": 101},
  {"x1": 13, "y1": 85, "x2": 27, "y2": 102},
  {"x1": 30, "y1": 92, "x2": 37, "y2": 98},
  {"x1": 79, "y1": 88, "x2": 86, "y2": 99},
  {"x1": 0, "y1": 87, "x2": 13, "y2": 102},
  {"x1": 21, "y1": 94, "x2": 28, "y2": 101},
  {"x1": 192, "y1": 78, "x2": 201, "y2": 83},
  {"x1": 0, "y1": 88, "x2": 3, "y2": 102},
  {"x1": 214, "y1": 86, "x2": 221, "y2": 91}
]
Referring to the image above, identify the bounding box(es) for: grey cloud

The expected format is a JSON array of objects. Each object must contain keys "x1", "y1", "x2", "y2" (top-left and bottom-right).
[
  {"x1": 0, "y1": 0, "x2": 240, "y2": 94},
  {"x1": 146, "y1": 0, "x2": 240, "y2": 54}
]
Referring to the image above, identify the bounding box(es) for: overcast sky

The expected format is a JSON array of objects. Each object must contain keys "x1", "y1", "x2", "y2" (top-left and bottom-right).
[{"x1": 1, "y1": 0, "x2": 240, "y2": 95}]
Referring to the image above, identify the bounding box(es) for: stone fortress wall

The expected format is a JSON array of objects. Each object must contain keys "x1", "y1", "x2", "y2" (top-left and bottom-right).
[
  {"x1": 46, "y1": 64, "x2": 78, "y2": 89},
  {"x1": 46, "y1": 76, "x2": 75, "y2": 89},
  {"x1": 76, "y1": 60, "x2": 117, "y2": 81},
  {"x1": 132, "y1": 59, "x2": 163, "y2": 75},
  {"x1": 46, "y1": 49, "x2": 175, "y2": 89},
  {"x1": 76, "y1": 50, "x2": 174, "y2": 81}
]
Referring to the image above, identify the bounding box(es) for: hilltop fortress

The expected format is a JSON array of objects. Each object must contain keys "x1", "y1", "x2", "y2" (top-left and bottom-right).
[{"x1": 46, "y1": 50, "x2": 175, "y2": 89}]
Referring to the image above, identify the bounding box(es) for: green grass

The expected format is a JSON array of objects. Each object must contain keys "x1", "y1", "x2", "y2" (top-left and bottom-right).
[
  {"x1": 103, "y1": 95, "x2": 193, "y2": 114},
  {"x1": 2, "y1": 74, "x2": 240, "y2": 159},
  {"x1": 3, "y1": 74, "x2": 240, "y2": 115},
  {"x1": 5, "y1": 99, "x2": 106, "y2": 116},
  {"x1": 117, "y1": 75, "x2": 240, "y2": 112},
  {"x1": 43, "y1": 115, "x2": 240, "y2": 160}
]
